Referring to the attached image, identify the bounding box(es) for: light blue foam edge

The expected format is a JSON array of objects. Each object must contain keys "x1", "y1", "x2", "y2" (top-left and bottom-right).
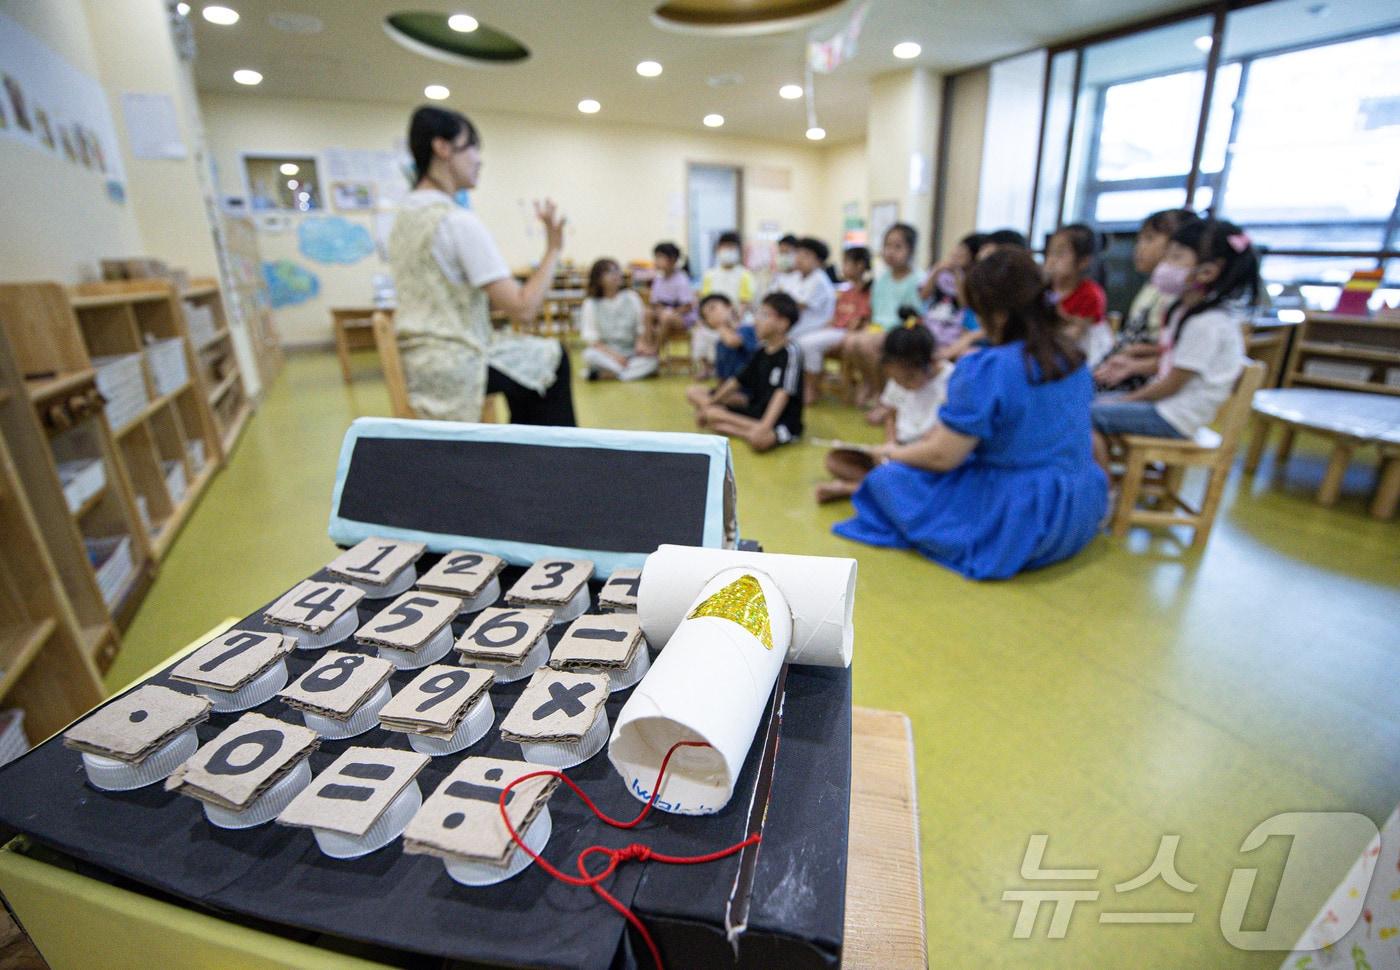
[{"x1": 327, "y1": 417, "x2": 734, "y2": 572}]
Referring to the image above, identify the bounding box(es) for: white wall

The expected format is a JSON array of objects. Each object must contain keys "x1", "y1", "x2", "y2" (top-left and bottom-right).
[{"x1": 200, "y1": 93, "x2": 843, "y2": 346}]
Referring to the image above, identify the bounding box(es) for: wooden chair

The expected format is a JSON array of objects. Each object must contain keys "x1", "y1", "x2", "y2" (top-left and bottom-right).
[
  {"x1": 370, "y1": 311, "x2": 498, "y2": 422},
  {"x1": 1110, "y1": 361, "x2": 1265, "y2": 548}
]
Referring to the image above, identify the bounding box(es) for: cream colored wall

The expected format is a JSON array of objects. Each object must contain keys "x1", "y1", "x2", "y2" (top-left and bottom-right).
[
  {"x1": 200, "y1": 93, "x2": 840, "y2": 347},
  {"x1": 82, "y1": 0, "x2": 220, "y2": 277},
  {"x1": 937, "y1": 67, "x2": 990, "y2": 256},
  {"x1": 865, "y1": 68, "x2": 941, "y2": 269},
  {"x1": 0, "y1": 0, "x2": 145, "y2": 282},
  {"x1": 818, "y1": 139, "x2": 868, "y2": 252}
]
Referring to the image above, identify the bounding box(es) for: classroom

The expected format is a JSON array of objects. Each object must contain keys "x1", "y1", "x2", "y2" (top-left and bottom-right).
[{"x1": 0, "y1": 1, "x2": 1397, "y2": 967}]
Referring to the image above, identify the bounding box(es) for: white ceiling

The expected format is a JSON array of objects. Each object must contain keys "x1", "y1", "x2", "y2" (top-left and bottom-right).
[{"x1": 190, "y1": 0, "x2": 1208, "y2": 145}]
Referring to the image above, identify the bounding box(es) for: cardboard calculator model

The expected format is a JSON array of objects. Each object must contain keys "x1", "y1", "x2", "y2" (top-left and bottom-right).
[{"x1": 327, "y1": 419, "x2": 857, "y2": 816}]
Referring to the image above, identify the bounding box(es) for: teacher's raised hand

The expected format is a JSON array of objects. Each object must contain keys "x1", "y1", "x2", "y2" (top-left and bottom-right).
[{"x1": 533, "y1": 198, "x2": 567, "y2": 253}]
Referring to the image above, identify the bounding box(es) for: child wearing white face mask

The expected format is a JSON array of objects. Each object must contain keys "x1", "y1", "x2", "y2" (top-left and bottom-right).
[
  {"x1": 765, "y1": 234, "x2": 803, "y2": 299},
  {"x1": 694, "y1": 231, "x2": 756, "y2": 375},
  {"x1": 1091, "y1": 218, "x2": 1258, "y2": 473}
]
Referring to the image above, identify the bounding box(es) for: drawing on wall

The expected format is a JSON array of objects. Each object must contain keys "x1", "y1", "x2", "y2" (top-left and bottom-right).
[
  {"x1": 0, "y1": 9, "x2": 126, "y2": 195},
  {"x1": 263, "y1": 259, "x2": 321, "y2": 308},
  {"x1": 298, "y1": 216, "x2": 375, "y2": 265}
]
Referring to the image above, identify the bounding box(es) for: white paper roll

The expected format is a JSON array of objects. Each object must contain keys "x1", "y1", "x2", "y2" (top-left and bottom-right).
[
  {"x1": 636, "y1": 545, "x2": 855, "y2": 668},
  {"x1": 608, "y1": 568, "x2": 790, "y2": 815}
]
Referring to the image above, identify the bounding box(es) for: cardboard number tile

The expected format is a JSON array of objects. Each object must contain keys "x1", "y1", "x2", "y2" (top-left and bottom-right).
[
  {"x1": 166, "y1": 713, "x2": 319, "y2": 811},
  {"x1": 404, "y1": 756, "x2": 558, "y2": 866},
  {"x1": 355, "y1": 592, "x2": 462, "y2": 651},
  {"x1": 278, "y1": 747, "x2": 429, "y2": 837},
  {"x1": 264, "y1": 580, "x2": 365, "y2": 633},
  {"x1": 417, "y1": 551, "x2": 505, "y2": 598},
  {"x1": 500, "y1": 669, "x2": 610, "y2": 744},
  {"x1": 378, "y1": 665, "x2": 494, "y2": 738},
  {"x1": 549, "y1": 614, "x2": 644, "y2": 671},
  {"x1": 456, "y1": 608, "x2": 552, "y2": 664},
  {"x1": 324, "y1": 536, "x2": 426, "y2": 585},
  {"x1": 62, "y1": 685, "x2": 211, "y2": 764},
  {"x1": 278, "y1": 650, "x2": 395, "y2": 719},
  {"x1": 169, "y1": 629, "x2": 293, "y2": 691},
  {"x1": 598, "y1": 568, "x2": 642, "y2": 611},
  {"x1": 505, "y1": 559, "x2": 594, "y2": 608}
]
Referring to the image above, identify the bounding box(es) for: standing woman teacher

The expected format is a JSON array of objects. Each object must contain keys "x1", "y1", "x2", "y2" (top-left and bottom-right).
[{"x1": 389, "y1": 105, "x2": 577, "y2": 425}]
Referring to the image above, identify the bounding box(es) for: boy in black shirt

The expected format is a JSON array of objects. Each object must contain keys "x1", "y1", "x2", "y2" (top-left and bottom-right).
[{"x1": 686, "y1": 292, "x2": 804, "y2": 451}]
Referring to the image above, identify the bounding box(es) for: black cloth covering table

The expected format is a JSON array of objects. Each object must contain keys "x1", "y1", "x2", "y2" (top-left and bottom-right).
[{"x1": 0, "y1": 560, "x2": 850, "y2": 969}]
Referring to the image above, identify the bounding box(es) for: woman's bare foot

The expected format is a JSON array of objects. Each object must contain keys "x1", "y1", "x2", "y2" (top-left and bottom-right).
[{"x1": 814, "y1": 480, "x2": 857, "y2": 503}]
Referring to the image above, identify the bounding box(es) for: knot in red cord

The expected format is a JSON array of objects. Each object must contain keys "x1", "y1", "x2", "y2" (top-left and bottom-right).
[{"x1": 616, "y1": 843, "x2": 653, "y2": 863}]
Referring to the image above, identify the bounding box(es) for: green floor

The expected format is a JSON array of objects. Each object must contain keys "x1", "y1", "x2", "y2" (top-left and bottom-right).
[{"x1": 113, "y1": 350, "x2": 1399, "y2": 968}]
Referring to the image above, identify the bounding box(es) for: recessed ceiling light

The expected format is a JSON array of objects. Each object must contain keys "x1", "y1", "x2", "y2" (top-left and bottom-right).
[
  {"x1": 232, "y1": 69, "x2": 262, "y2": 85},
  {"x1": 176, "y1": 2, "x2": 190, "y2": 15},
  {"x1": 1194, "y1": 34, "x2": 1213, "y2": 51},
  {"x1": 703, "y1": 113, "x2": 724, "y2": 128},
  {"x1": 286, "y1": 179, "x2": 298, "y2": 189},
  {"x1": 806, "y1": 126, "x2": 826, "y2": 141},
  {"x1": 893, "y1": 41, "x2": 921, "y2": 59},
  {"x1": 779, "y1": 84, "x2": 803, "y2": 100},
  {"x1": 424, "y1": 84, "x2": 450, "y2": 100},
  {"x1": 202, "y1": 5, "x2": 240, "y2": 26},
  {"x1": 578, "y1": 98, "x2": 601, "y2": 114},
  {"x1": 279, "y1": 162, "x2": 299, "y2": 175},
  {"x1": 636, "y1": 60, "x2": 663, "y2": 77},
  {"x1": 448, "y1": 13, "x2": 478, "y2": 32}
]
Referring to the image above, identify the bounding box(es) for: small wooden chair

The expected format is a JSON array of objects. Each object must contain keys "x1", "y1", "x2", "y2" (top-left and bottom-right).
[
  {"x1": 1110, "y1": 361, "x2": 1265, "y2": 548},
  {"x1": 371, "y1": 310, "x2": 499, "y2": 422}
]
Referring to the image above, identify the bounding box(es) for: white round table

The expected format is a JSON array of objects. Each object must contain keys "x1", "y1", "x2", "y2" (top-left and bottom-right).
[{"x1": 1244, "y1": 388, "x2": 1400, "y2": 518}]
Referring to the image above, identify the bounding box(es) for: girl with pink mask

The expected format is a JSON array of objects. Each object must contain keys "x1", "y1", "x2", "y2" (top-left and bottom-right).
[{"x1": 1090, "y1": 218, "x2": 1260, "y2": 473}]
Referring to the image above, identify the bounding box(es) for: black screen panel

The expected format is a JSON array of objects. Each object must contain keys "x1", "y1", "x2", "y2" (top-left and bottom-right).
[{"x1": 336, "y1": 437, "x2": 709, "y2": 553}]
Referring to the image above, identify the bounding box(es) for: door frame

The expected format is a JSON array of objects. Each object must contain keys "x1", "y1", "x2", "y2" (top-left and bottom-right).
[{"x1": 685, "y1": 161, "x2": 745, "y2": 279}]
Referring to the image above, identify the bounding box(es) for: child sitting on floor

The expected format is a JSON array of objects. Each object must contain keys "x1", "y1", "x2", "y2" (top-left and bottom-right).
[
  {"x1": 700, "y1": 292, "x2": 758, "y2": 380},
  {"x1": 816, "y1": 322, "x2": 952, "y2": 503},
  {"x1": 1045, "y1": 223, "x2": 1111, "y2": 367},
  {"x1": 687, "y1": 293, "x2": 803, "y2": 452},
  {"x1": 580, "y1": 258, "x2": 657, "y2": 381},
  {"x1": 1091, "y1": 218, "x2": 1258, "y2": 472}
]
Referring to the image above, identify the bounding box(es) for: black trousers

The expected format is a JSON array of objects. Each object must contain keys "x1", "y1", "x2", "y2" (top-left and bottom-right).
[{"x1": 485, "y1": 345, "x2": 577, "y2": 427}]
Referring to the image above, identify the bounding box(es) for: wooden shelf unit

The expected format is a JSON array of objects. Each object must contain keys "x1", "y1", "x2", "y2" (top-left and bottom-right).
[
  {"x1": 181, "y1": 278, "x2": 254, "y2": 455},
  {"x1": 66, "y1": 280, "x2": 226, "y2": 564},
  {"x1": 1283, "y1": 311, "x2": 1400, "y2": 396},
  {"x1": 0, "y1": 324, "x2": 108, "y2": 741},
  {"x1": 219, "y1": 218, "x2": 285, "y2": 391}
]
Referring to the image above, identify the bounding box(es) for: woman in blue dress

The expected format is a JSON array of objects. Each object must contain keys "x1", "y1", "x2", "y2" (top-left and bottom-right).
[{"x1": 834, "y1": 248, "x2": 1107, "y2": 580}]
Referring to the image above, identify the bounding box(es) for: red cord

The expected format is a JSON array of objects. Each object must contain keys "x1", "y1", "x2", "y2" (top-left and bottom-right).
[{"x1": 498, "y1": 740, "x2": 761, "y2": 970}]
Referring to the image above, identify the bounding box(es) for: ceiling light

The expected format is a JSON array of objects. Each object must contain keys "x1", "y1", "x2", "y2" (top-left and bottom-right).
[
  {"x1": 578, "y1": 99, "x2": 601, "y2": 114},
  {"x1": 286, "y1": 179, "x2": 297, "y2": 189},
  {"x1": 703, "y1": 113, "x2": 724, "y2": 128},
  {"x1": 892, "y1": 41, "x2": 921, "y2": 59},
  {"x1": 636, "y1": 60, "x2": 663, "y2": 77},
  {"x1": 448, "y1": 13, "x2": 478, "y2": 32},
  {"x1": 232, "y1": 69, "x2": 262, "y2": 85},
  {"x1": 1194, "y1": 34, "x2": 1213, "y2": 51},
  {"x1": 279, "y1": 162, "x2": 299, "y2": 175},
  {"x1": 424, "y1": 84, "x2": 450, "y2": 100},
  {"x1": 176, "y1": 2, "x2": 190, "y2": 15},
  {"x1": 202, "y1": 5, "x2": 239, "y2": 25},
  {"x1": 806, "y1": 126, "x2": 826, "y2": 141},
  {"x1": 779, "y1": 84, "x2": 803, "y2": 100}
]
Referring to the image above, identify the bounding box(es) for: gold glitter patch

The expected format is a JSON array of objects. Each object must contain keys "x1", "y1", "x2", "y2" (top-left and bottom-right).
[{"x1": 686, "y1": 574, "x2": 772, "y2": 649}]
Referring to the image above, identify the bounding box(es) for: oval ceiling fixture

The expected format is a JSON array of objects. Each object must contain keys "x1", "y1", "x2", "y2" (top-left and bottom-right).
[
  {"x1": 653, "y1": 0, "x2": 845, "y2": 36},
  {"x1": 384, "y1": 10, "x2": 529, "y2": 68}
]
